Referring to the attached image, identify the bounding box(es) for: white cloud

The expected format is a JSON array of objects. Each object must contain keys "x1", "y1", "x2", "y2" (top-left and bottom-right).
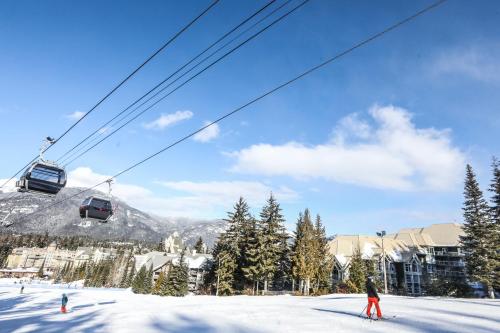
[
  {"x1": 66, "y1": 111, "x2": 85, "y2": 120},
  {"x1": 157, "y1": 180, "x2": 297, "y2": 206},
  {"x1": 229, "y1": 105, "x2": 465, "y2": 191},
  {"x1": 193, "y1": 121, "x2": 220, "y2": 143},
  {"x1": 143, "y1": 110, "x2": 193, "y2": 130},
  {"x1": 66, "y1": 167, "x2": 296, "y2": 218},
  {"x1": 0, "y1": 178, "x2": 17, "y2": 193},
  {"x1": 432, "y1": 44, "x2": 500, "y2": 83}
]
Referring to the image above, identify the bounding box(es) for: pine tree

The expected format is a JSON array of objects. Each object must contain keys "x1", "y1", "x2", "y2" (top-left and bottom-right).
[
  {"x1": 144, "y1": 264, "x2": 154, "y2": 294},
  {"x1": 347, "y1": 249, "x2": 366, "y2": 293},
  {"x1": 119, "y1": 260, "x2": 130, "y2": 288},
  {"x1": 163, "y1": 263, "x2": 176, "y2": 296},
  {"x1": 194, "y1": 237, "x2": 204, "y2": 254},
  {"x1": 259, "y1": 194, "x2": 286, "y2": 293},
  {"x1": 172, "y1": 249, "x2": 189, "y2": 296},
  {"x1": 273, "y1": 229, "x2": 291, "y2": 291},
  {"x1": 311, "y1": 215, "x2": 332, "y2": 295},
  {"x1": 291, "y1": 210, "x2": 315, "y2": 295},
  {"x1": 132, "y1": 265, "x2": 147, "y2": 294},
  {"x1": 488, "y1": 158, "x2": 500, "y2": 293},
  {"x1": 214, "y1": 197, "x2": 251, "y2": 294},
  {"x1": 126, "y1": 266, "x2": 135, "y2": 289},
  {"x1": 460, "y1": 164, "x2": 495, "y2": 298},
  {"x1": 242, "y1": 218, "x2": 264, "y2": 294}
]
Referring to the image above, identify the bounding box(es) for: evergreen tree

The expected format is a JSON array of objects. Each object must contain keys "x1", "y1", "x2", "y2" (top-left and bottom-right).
[
  {"x1": 132, "y1": 265, "x2": 147, "y2": 294},
  {"x1": 194, "y1": 237, "x2": 204, "y2": 254},
  {"x1": 125, "y1": 266, "x2": 135, "y2": 289},
  {"x1": 347, "y1": 249, "x2": 366, "y2": 293},
  {"x1": 172, "y1": 249, "x2": 189, "y2": 296},
  {"x1": 291, "y1": 210, "x2": 316, "y2": 295},
  {"x1": 144, "y1": 264, "x2": 154, "y2": 294},
  {"x1": 259, "y1": 194, "x2": 286, "y2": 293},
  {"x1": 311, "y1": 215, "x2": 332, "y2": 295},
  {"x1": 242, "y1": 218, "x2": 264, "y2": 294},
  {"x1": 163, "y1": 263, "x2": 176, "y2": 296},
  {"x1": 119, "y1": 260, "x2": 130, "y2": 288},
  {"x1": 273, "y1": 230, "x2": 291, "y2": 291},
  {"x1": 460, "y1": 164, "x2": 496, "y2": 298},
  {"x1": 488, "y1": 158, "x2": 500, "y2": 292},
  {"x1": 213, "y1": 197, "x2": 251, "y2": 294}
]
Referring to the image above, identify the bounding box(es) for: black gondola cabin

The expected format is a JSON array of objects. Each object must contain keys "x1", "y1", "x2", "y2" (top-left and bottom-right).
[
  {"x1": 16, "y1": 163, "x2": 67, "y2": 195},
  {"x1": 79, "y1": 196, "x2": 113, "y2": 222}
]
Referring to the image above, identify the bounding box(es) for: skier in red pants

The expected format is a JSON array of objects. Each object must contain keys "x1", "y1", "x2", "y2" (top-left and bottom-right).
[{"x1": 366, "y1": 276, "x2": 382, "y2": 319}]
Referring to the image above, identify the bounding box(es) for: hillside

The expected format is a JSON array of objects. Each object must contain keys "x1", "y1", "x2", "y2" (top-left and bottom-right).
[{"x1": 0, "y1": 188, "x2": 226, "y2": 247}]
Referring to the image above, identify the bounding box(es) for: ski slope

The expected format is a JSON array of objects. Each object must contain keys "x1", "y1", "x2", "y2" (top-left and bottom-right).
[{"x1": 0, "y1": 284, "x2": 499, "y2": 333}]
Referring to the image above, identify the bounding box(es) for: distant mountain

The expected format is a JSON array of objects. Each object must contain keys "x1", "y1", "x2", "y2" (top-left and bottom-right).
[{"x1": 0, "y1": 187, "x2": 226, "y2": 248}]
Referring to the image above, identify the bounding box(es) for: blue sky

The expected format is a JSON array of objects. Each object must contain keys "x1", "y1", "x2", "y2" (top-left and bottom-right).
[{"x1": 1, "y1": 0, "x2": 499, "y2": 236}]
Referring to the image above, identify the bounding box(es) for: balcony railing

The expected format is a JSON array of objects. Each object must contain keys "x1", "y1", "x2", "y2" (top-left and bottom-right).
[
  {"x1": 435, "y1": 251, "x2": 463, "y2": 257},
  {"x1": 435, "y1": 260, "x2": 465, "y2": 267}
]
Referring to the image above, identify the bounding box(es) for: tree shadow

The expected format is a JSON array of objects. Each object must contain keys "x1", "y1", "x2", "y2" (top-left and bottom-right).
[
  {"x1": 313, "y1": 307, "x2": 500, "y2": 333},
  {"x1": 313, "y1": 308, "x2": 363, "y2": 318},
  {"x1": 321, "y1": 296, "x2": 363, "y2": 300},
  {"x1": 0, "y1": 308, "x2": 107, "y2": 333},
  {"x1": 150, "y1": 313, "x2": 263, "y2": 333},
  {"x1": 0, "y1": 292, "x2": 110, "y2": 332},
  {"x1": 412, "y1": 306, "x2": 500, "y2": 326}
]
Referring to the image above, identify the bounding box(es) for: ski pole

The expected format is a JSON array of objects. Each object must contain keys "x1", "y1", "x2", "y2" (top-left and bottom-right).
[{"x1": 358, "y1": 304, "x2": 367, "y2": 317}]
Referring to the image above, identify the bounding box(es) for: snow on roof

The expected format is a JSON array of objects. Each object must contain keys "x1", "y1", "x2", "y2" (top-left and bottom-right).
[{"x1": 135, "y1": 252, "x2": 213, "y2": 271}]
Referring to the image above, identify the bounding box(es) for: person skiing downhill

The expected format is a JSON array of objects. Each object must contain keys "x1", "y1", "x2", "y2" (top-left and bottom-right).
[
  {"x1": 366, "y1": 276, "x2": 382, "y2": 319},
  {"x1": 61, "y1": 293, "x2": 68, "y2": 313},
  {"x1": 20, "y1": 285, "x2": 24, "y2": 294}
]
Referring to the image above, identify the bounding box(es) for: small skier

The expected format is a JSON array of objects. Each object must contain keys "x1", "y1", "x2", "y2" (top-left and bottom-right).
[
  {"x1": 61, "y1": 293, "x2": 68, "y2": 313},
  {"x1": 20, "y1": 285, "x2": 24, "y2": 294},
  {"x1": 366, "y1": 276, "x2": 382, "y2": 319}
]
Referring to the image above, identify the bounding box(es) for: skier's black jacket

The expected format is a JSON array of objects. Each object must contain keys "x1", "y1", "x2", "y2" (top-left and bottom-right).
[{"x1": 366, "y1": 280, "x2": 379, "y2": 299}]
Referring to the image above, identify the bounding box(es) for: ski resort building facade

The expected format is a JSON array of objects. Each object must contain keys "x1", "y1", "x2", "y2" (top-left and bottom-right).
[
  {"x1": 134, "y1": 250, "x2": 212, "y2": 293},
  {"x1": 133, "y1": 232, "x2": 212, "y2": 293},
  {"x1": 328, "y1": 223, "x2": 466, "y2": 296},
  {"x1": 0, "y1": 242, "x2": 118, "y2": 277}
]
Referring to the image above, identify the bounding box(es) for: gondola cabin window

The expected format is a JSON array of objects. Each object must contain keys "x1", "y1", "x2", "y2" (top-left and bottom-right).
[{"x1": 30, "y1": 165, "x2": 65, "y2": 184}]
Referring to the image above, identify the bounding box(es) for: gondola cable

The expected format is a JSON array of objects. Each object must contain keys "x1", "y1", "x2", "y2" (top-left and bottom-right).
[
  {"x1": 61, "y1": 0, "x2": 305, "y2": 168},
  {"x1": 12, "y1": 0, "x2": 448, "y2": 224},
  {"x1": 0, "y1": 0, "x2": 220, "y2": 190},
  {"x1": 55, "y1": 0, "x2": 288, "y2": 165}
]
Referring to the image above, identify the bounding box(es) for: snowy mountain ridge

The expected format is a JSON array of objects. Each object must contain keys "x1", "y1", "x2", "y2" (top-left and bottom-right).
[{"x1": 0, "y1": 187, "x2": 226, "y2": 247}]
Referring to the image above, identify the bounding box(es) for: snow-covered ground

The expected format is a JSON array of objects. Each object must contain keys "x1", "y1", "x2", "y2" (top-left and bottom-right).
[{"x1": 0, "y1": 284, "x2": 499, "y2": 333}]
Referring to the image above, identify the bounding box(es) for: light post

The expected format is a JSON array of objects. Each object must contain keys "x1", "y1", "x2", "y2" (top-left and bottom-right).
[{"x1": 376, "y1": 230, "x2": 388, "y2": 294}]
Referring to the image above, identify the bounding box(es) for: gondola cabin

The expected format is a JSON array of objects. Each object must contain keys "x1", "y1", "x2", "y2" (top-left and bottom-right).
[
  {"x1": 16, "y1": 162, "x2": 67, "y2": 195},
  {"x1": 79, "y1": 196, "x2": 113, "y2": 222}
]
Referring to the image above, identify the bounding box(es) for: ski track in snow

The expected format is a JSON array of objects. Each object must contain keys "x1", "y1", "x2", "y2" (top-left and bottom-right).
[{"x1": 0, "y1": 285, "x2": 499, "y2": 333}]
